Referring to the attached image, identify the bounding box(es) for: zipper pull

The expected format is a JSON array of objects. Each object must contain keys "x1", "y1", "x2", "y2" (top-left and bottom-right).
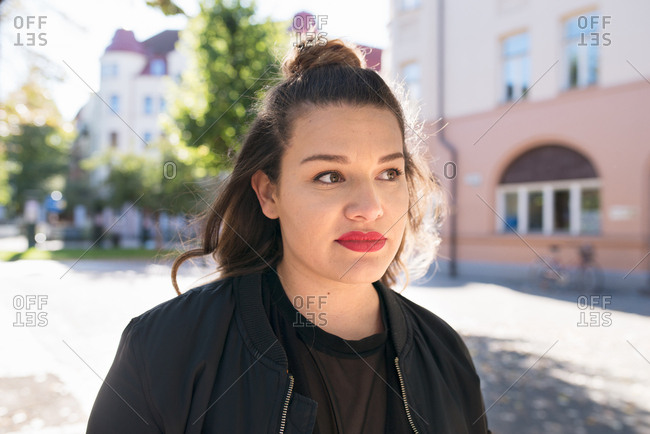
[
  {"x1": 279, "y1": 374, "x2": 294, "y2": 434},
  {"x1": 395, "y1": 357, "x2": 419, "y2": 433}
]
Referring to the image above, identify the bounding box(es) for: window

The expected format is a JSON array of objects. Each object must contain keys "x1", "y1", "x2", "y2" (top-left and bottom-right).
[
  {"x1": 528, "y1": 191, "x2": 543, "y2": 232},
  {"x1": 144, "y1": 96, "x2": 153, "y2": 115},
  {"x1": 399, "y1": 0, "x2": 421, "y2": 11},
  {"x1": 109, "y1": 95, "x2": 120, "y2": 113},
  {"x1": 504, "y1": 192, "x2": 518, "y2": 231},
  {"x1": 580, "y1": 189, "x2": 600, "y2": 234},
  {"x1": 564, "y1": 12, "x2": 599, "y2": 89},
  {"x1": 109, "y1": 132, "x2": 118, "y2": 148},
  {"x1": 502, "y1": 32, "x2": 530, "y2": 102},
  {"x1": 150, "y1": 59, "x2": 166, "y2": 76},
  {"x1": 554, "y1": 190, "x2": 570, "y2": 231},
  {"x1": 101, "y1": 63, "x2": 118, "y2": 78},
  {"x1": 159, "y1": 97, "x2": 166, "y2": 112},
  {"x1": 401, "y1": 62, "x2": 422, "y2": 101},
  {"x1": 497, "y1": 145, "x2": 600, "y2": 235},
  {"x1": 143, "y1": 132, "x2": 152, "y2": 143}
]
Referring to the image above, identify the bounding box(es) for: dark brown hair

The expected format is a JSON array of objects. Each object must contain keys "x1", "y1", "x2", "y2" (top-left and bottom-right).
[{"x1": 171, "y1": 39, "x2": 441, "y2": 295}]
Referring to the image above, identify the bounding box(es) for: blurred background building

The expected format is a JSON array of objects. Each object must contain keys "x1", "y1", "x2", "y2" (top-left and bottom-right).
[
  {"x1": 73, "y1": 28, "x2": 185, "y2": 188},
  {"x1": 388, "y1": 0, "x2": 650, "y2": 289},
  {"x1": 66, "y1": 16, "x2": 382, "y2": 249}
]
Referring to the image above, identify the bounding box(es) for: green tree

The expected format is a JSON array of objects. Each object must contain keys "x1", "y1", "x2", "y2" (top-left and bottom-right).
[
  {"x1": 166, "y1": 0, "x2": 286, "y2": 174},
  {"x1": 82, "y1": 138, "x2": 206, "y2": 247},
  {"x1": 0, "y1": 138, "x2": 10, "y2": 208},
  {"x1": 146, "y1": 0, "x2": 186, "y2": 15},
  {"x1": 0, "y1": 71, "x2": 71, "y2": 216}
]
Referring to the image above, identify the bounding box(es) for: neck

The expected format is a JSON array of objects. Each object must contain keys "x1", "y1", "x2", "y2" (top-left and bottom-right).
[{"x1": 276, "y1": 261, "x2": 384, "y2": 340}]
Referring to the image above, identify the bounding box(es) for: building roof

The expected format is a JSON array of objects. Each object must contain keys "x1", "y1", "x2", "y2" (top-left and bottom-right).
[
  {"x1": 359, "y1": 45, "x2": 382, "y2": 72},
  {"x1": 103, "y1": 29, "x2": 180, "y2": 76},
  {"x1": 288, "y1": 10, "x2": 323, "y2": 33},
  {"x1": 142, "y1": 30, "x2": 180, "y2": 55},
  {"x1": 288, "y1": 12, "x2": 382, "y2": 72},
  {"x1": 105, "y1": 29, "x2": 179, "y2": 56},
  {"x1": 105, "y1": 29, "x2": 146, "y2": 54}
]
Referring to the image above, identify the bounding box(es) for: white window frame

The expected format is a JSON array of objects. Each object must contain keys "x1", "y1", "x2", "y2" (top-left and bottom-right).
[
  {"x1": 101, "y1": 63, "x2": 118, "y2": 78},
  {"x1": 501, "y1": 32, "x2": 530, "y2": 102},
  {"x1": 144, "y1": 96, "x2": 153, "y2": 115},
  {"x1": 150, "y1": 59, "x2": 166, "y2": 76},
  {"x1": 399, "y1": 0, "x2": 421, "y2": 12},
  {"x1": 401, "y1": 62, "x2": 422, "y2": 102},
  {"x1": 109, "y1": 95, "x2": 120, "y2": 113},
  {"x1": 563, "y1": 11, "x2": 599, "y2": 89},
  {"x1": 496, "y1": 178, "x2": 601, "y2": 235}
]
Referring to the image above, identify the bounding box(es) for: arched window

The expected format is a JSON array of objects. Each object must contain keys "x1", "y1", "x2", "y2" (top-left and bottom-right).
[{"x1": 496, "y1": 145, "x2": 600, "y2": 235}]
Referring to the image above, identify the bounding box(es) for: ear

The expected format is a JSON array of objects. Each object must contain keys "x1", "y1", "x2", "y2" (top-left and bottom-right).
[{"x1": 251, "y1": 170, "x2": 279, "y2": 219}]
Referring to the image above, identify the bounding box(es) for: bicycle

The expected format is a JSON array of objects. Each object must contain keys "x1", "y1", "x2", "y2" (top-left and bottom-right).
[
  {"x1": 528, "y1": 244, "x2": 603, "y2": 293},
  {"x1": 570, "y1": 244, "x2": 604, "y2": 294},
  {"x1": 528, "y1": 244, "x2": 570, "y2": 291}
]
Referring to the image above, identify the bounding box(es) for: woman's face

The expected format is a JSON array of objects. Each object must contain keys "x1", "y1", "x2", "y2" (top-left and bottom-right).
[{"x1": 254, "y1": 104, "x2": 409, "y2": 285}]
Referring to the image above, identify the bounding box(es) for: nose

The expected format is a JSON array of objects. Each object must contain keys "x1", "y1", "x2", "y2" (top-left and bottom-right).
[{"x1": 343, "y1": 180, "x2": 384, "y2": 221}]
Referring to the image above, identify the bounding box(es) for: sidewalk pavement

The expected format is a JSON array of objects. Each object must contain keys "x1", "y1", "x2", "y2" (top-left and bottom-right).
[
  {"x1": 409, "y1": 273, "x2": 650, "y2": 433},
  {"x1": 1, "y1": 260, "x2": 649, "y2": 433}
]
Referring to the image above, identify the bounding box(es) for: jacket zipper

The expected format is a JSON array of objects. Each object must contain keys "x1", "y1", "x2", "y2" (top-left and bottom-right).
[
  {"x1": 279, "y1": 374, "x2": 294, "y2": 434},
  {"x1": 395, "y1": 357, "x2": 419, "y2": 434}
]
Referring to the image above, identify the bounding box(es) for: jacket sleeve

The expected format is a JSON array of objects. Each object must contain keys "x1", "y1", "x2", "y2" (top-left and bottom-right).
[{"x1": 86, "y1": 318, "x2": 163, "y2": 433}]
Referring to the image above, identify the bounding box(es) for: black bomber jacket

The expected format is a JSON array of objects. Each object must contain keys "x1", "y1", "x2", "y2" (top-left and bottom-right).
[{"x1": 87, "y1": 272, "x2": 491, "y2": 433}]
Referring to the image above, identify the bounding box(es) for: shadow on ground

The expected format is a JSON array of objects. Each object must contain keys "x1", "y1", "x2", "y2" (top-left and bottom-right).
[
  {"x1": 464, "y1": 335, "x2": 650, "y2": 434},
  {"x1": 413, "y1": 269, "x2": 650, "y2": 318}
]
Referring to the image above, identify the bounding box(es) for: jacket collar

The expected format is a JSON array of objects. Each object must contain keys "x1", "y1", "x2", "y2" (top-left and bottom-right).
[{"x1": 234, "y1": 271, "x2": 409, "y2": 367}]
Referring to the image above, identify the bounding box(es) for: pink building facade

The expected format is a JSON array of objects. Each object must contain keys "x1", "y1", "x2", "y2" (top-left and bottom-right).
[{"x1": 388, "y1": 0, "x2": 650, "y2": 289}]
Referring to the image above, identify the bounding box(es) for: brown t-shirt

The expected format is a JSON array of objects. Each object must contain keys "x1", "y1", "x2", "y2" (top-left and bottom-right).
[{"x1": 262, "y1": 271, "x2": 412, "y2": 434}]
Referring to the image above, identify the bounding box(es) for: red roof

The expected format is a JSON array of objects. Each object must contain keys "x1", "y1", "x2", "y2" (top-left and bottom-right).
[
  {"x1": 358, "y1": 44, "x2": 382, "y2": 72},
  {"x1": 104, "y1": 29, "x2": 180, "y2": 76},
  {"x1": 142, "y1": 30, "x2": 179, "y2": 55},
  {"x1": 105, "y1": 29, "x2": 179, "y2": 56},
  {"x1": 105, "y1": 29, "x2": 145, "y2": 54},
  {"x1": 288, "y1": 12, "x2": 382, "y2": 72}
]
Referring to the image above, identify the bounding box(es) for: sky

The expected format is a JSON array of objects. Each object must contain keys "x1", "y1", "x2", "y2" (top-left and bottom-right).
[{"x1": 0, "y1": 0, "x2": 390, "y2": 121}]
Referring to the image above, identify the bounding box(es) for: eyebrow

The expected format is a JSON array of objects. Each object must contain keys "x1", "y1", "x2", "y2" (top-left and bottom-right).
[{"x1": 300, "y1": 152, "x2": 404, "y2": 165}]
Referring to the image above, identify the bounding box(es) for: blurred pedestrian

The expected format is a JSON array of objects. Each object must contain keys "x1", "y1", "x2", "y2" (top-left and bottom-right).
[{"x1": 92, "y1": 206, "x2": 103, "y2": 248}]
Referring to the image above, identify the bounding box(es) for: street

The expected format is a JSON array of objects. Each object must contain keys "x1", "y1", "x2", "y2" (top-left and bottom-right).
[{"x1": 1, "y1": 259, "x2": 649, "y2": 433}]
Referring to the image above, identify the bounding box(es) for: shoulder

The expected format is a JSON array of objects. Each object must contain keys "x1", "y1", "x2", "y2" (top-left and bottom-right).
[
  {"x1": 391, "y1": 291, "x2": 479, "y2": 373},
  {"x1": 124, "y1": 276, "x2": 238, "y2": 354},
  {"x1": 137, "y1": 276, "x2": 233, "y2": 321}
]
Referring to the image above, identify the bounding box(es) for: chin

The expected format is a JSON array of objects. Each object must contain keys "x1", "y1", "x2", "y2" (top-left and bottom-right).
[{"x1": 331, "y1": 260, "x2": 391, "y2": 284}]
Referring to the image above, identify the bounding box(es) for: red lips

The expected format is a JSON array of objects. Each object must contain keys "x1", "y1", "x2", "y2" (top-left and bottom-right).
[{"x1": 335, "y1": 231, "x2": 387, "y2": 252}]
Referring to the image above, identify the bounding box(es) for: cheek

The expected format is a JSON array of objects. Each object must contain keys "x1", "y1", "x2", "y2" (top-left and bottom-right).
[
  {"x1": 276, "y1": 187, "x2": 329, "y2": 237},
  {"x1": 387, "y1": 182, "x2": 410, "y2": 213}
]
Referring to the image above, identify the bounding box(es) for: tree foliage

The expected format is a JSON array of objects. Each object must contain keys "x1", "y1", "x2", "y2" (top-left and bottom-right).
[
  {"x1": 166, "y1": 0, "x2": 285, "y2": 174},
  {"x1": 146, "y1": 0, "x2": 186, "y2": 16},
  {"x1": 0, "y1": 69, "x2": 71, "y2": 215},
  {"x1": 82, "y1": 138, "x2": 205, "y2": 216}
]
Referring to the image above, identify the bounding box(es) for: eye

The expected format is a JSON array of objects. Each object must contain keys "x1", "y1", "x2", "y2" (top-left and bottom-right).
[
  {"x1": 315, "y1": 171, "x2": 345, "y2": 184},
  {"x1": 378, "y1": 168, "x2": 404, "y2": 181}
]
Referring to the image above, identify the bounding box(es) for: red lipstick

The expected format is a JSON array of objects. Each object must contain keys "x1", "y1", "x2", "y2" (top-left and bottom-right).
[{"x1": 335, "y1": 231, "x2": 387, "y2": 253}]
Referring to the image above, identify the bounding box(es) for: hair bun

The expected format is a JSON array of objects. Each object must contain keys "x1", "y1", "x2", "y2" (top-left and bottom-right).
[{"x1": 281, "y1": 39, "x2": 367, "y2": 79}]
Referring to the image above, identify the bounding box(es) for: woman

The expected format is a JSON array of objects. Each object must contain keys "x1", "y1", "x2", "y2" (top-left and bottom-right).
[{"x1": 87, "y1": 39, "x2": 491, "y2": 433}]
